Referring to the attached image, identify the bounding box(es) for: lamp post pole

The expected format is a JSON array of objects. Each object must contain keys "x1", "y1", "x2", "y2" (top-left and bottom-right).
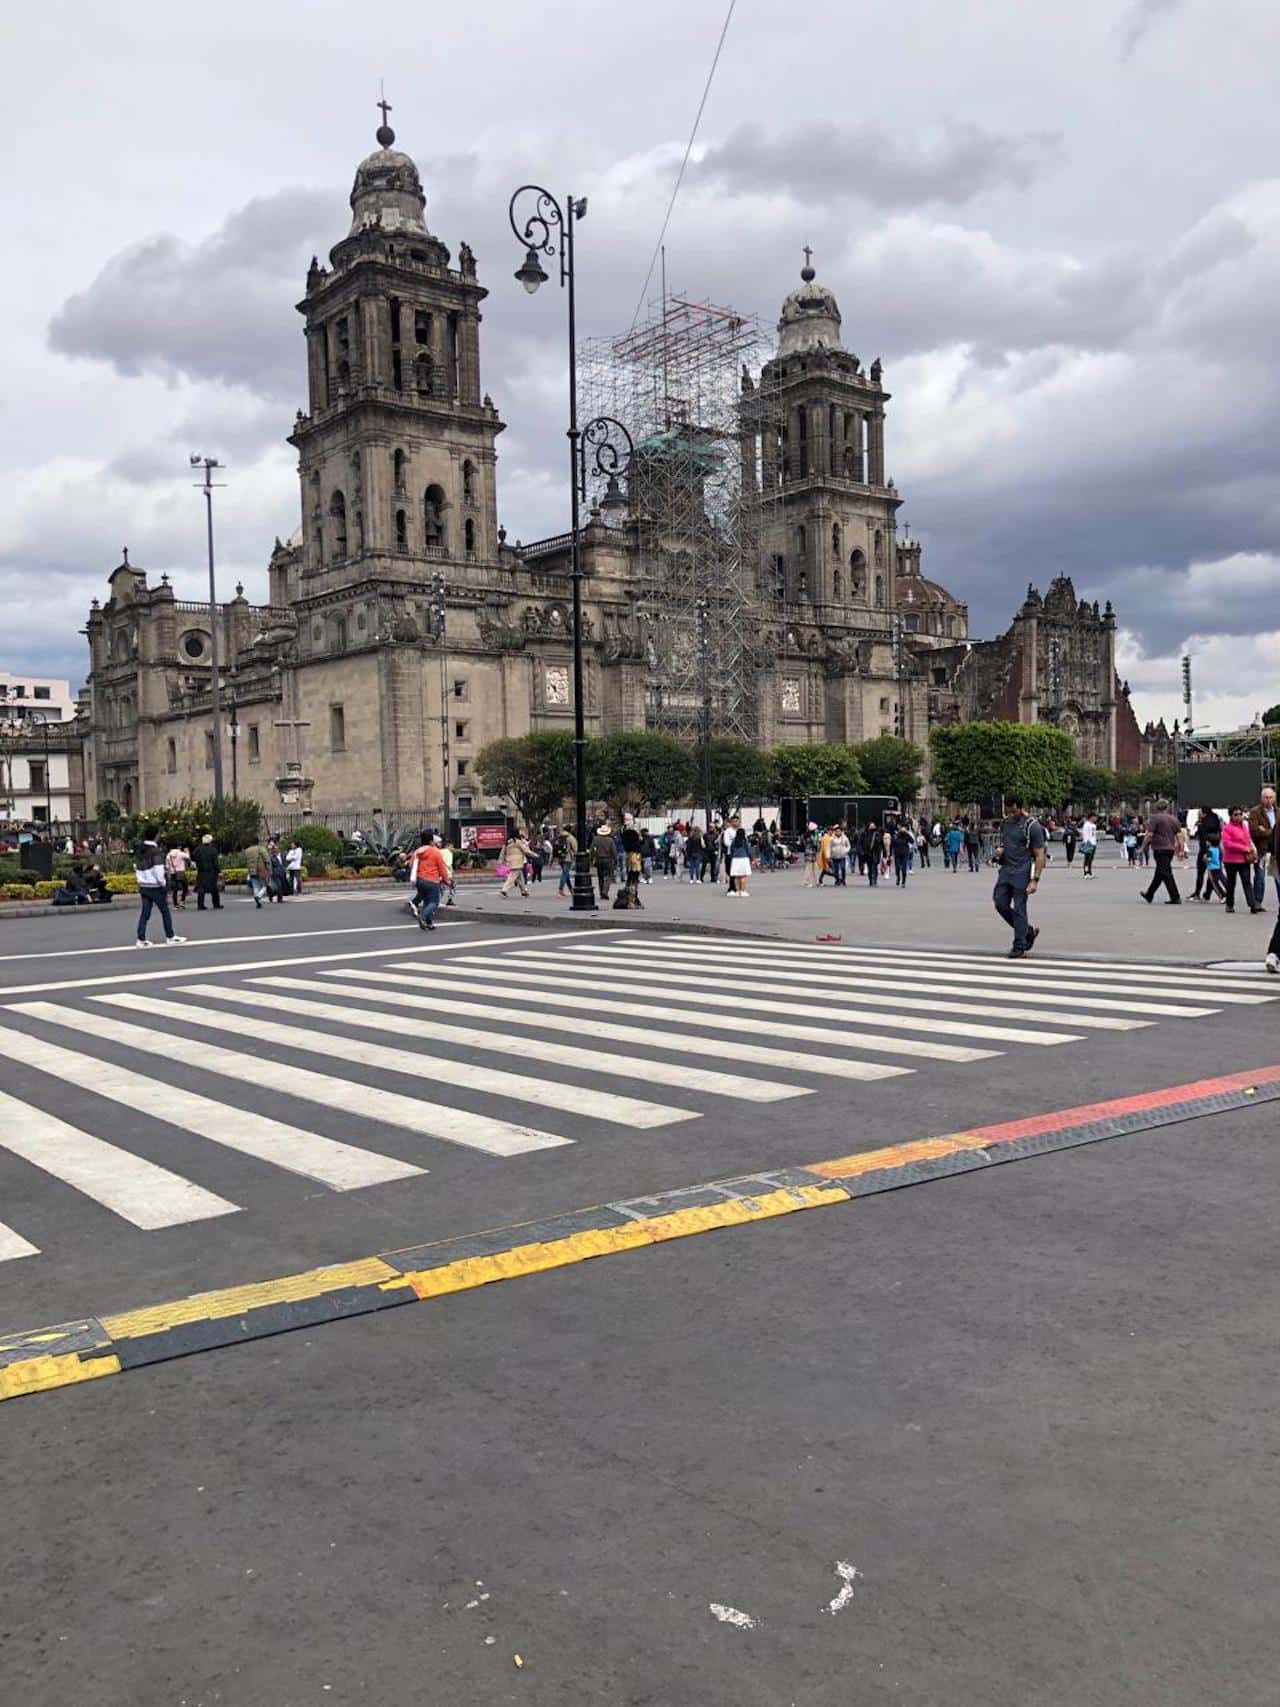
[
  {"x1": 510, "y1": 187, "x2": 633, "y2": 914},
  {"x1": 696, "y1": 595, "x2": 713, "y2": 831},
  {"x1": 429, "y1": 574, "x2": 451, "y2": 838},
  {"x1": 191, "y1": 456, "x2": 226, "y2": 801},
  {"x1": 228, "y1": 690, "x2": 240, "y2": 799}
]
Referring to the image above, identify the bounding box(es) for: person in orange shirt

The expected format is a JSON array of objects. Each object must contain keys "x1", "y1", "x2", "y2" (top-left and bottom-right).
[{"x1": 408, "y1": 829, "x2": 451, "y2": 931}]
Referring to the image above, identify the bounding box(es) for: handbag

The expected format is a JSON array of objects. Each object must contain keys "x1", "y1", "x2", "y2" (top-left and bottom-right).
[{"x1": 495, "y1": 861, "x2": 510, "y2": 878}]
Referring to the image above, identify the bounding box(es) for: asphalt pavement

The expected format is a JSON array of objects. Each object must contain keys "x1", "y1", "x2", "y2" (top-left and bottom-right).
[{"x1": 1, "y1": 887, "x2": 1277, "y2": 1703}]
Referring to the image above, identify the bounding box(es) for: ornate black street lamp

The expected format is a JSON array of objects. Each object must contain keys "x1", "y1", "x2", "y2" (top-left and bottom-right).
[{"x1": 509, "y1": 185, "x2": 632, "y2": 912}]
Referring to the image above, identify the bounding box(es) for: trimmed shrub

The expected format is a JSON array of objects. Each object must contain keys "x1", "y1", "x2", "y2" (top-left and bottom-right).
[
  {"x1": 222, "y1": 868, "x2": 249, "y2": 884},
  {"x1": 106, "y1": 873, "x2": 138, "y2": 895},
  {"x1": 1, "y1": 883, "x2": 36, "y2": 899},
  {"x1": 34, "y1": 881, "x2": 61, "y2": 898}
]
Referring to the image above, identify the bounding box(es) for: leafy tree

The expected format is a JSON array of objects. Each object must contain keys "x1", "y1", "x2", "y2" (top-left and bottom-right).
[
  {"x1": 1113, "y1": 770, "x2": 1145, "y2": 805},
  {"x1": 1069, "y1": 762, "x2": 1117, "y2": 808},
  {"x1": 929, "y1": 721, "x2": 1074, "y2": 810},
  {"x1": 121, "y1": 795, "x2": 261, "y2": 854},
  {"x1": 475, "y1": 731, "x2": 576, "y2": 829},
  {"x1": 95, "y1": 798, "x2": 122, "y2": 824},
  {"x1": 587, "y1": 732, "x2": 694, "y2": 814},
  {"x1": 1139, "y1": 764, "x2": 1177, "y2": 802},
  {"x1": 856, "y1": 735, "x2": 924, "y2": 804},
  {"x1": 291, "y1": 823, "x2": 344, "y2": 875},
  {"x1": 1261, "y1": 705, "x2": 1280, "y2": 727},
  {"x1": 699, "y1": 737, "x2": 771, "y2": 817},
  {"x1": 765, "y1": 743, "x2": 866, "y2": 800}
]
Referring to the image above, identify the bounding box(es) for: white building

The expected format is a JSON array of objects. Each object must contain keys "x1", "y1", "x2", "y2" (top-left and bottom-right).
[{"x1": 0, "y1": 672, "x2": 82, "y2": 826}]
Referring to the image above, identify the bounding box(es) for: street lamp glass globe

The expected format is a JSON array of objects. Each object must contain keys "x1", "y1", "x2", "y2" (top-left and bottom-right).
[{"x1": 515, "y1": 246, "x2": 548, "y2": 293}]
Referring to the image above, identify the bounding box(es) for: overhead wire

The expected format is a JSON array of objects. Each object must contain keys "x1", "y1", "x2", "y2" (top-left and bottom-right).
[{"x1": 628, "y1": 0, "x2": 738, "y2": 329}]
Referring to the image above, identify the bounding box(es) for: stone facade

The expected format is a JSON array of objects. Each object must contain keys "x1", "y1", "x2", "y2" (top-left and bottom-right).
[{"x1": 78, "y1": 115, "x2": 1163, "y2": 821}]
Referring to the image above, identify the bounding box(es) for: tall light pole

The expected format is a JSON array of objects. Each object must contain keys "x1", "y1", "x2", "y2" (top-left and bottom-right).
[
  {"x1": 509, "y1": 186, "x2": 632, "y2": 911},
  {"x1": 1181, "y1": 653, "x2": 1193, "y2": 736},
  {"x1": 695, "y1": 595, "x2": 713, "y2": 830},
  {"x1": 190, "y1": 455, "x2": 226, "y2": 801},
  {"x1": 428, "y1": 573, "x2": 451, "y2": 838}
]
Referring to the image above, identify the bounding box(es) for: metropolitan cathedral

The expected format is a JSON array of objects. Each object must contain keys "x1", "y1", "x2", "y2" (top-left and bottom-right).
[{"x1": 81, "y1": 112, "x2": 1167, "y2": 821}]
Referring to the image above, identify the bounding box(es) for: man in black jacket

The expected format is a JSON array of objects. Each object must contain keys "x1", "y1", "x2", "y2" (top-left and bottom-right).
[{"x1": 193, "y1": 834, "x2": 222, "y2": 911}]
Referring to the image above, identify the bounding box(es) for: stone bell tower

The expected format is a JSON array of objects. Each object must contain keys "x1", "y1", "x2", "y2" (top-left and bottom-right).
[{"x1": 289, "y1": 102, "x2": 505, "y2": 594}]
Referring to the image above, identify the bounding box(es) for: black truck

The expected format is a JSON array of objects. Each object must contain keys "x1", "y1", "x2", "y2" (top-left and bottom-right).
[{"x1": 778, "y1": 795, "x2": 903, "y2": 845}]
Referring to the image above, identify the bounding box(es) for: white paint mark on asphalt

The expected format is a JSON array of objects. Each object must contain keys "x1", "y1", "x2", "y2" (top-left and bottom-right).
[
  {"x1": 825, "y1": 1561, "x2": 859, "y2": 1615},
  {"x1": 0, "y1": 927, "x2": 623, "y2": 999},
  {"x1": 0, "y1": 922, "x2": 449, "y2": 965},
  {"x1": 709, "y1": 1603, "x2": 758, "y2": 1629},
  {"x1": 0, "y1": 1220, "x2": 40, "y2": 1262}
]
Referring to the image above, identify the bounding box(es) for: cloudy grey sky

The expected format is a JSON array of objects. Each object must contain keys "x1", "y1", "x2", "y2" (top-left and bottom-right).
[{"x1": 3, "y1": 0, "x2": 1278, "y2": 729}]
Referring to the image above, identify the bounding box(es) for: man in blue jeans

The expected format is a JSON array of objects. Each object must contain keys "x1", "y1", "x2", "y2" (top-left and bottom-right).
[
  {"x1": 132, "y1": 828, "x2": 187, "y2": 948},
  {"x1": 992, "y1": 797, "x2": 1045, "y2": 958}
]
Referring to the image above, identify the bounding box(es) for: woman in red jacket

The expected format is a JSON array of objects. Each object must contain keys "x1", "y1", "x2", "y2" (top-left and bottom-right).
[{"x1": 1219, "y1": 807, "x2": 1260, "y2": 915}]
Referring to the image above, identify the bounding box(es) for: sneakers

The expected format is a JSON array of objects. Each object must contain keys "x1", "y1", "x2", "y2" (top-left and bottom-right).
[
  {"x1": 164, "y1": 935, "x2": 189, "y2": 945},
  {"x1": 132, "y1": 939, "x2": 151, "y2": 949},
  {"x1": 1266, "y1": 953, "x2": 1279, "y2": 975}
]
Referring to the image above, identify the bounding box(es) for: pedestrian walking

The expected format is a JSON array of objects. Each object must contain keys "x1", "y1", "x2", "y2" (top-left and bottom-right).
[
  {"x1": 1201, "y1": 838, "x2": 1227, "y2": 902},
  {"x1": 963, "y1": 818, "x2": 982, "y2": 872},
  {"x1": 193, "y1": 833, "x2": 221, "y2": 910},
  {"x1": 165, "y1": 842, "x2": 191, "y2": 909},
  {"x1": 860, "y1": 820, "x2": 882, "y2": 886},
  {"x1": 591, "y1": 823, "x2": 615, "y2": 900},
  {"x1": 944, "y1": 821, "x2": 963, "y2": 871},
  {"x1": 992, "y1": 796, "x2": 1045, "y2": 958},
  {"x1": 623, "y1": 816, "x2": 645, "y2": 907},
  {"x1": 499, "y1": 831, "x2": 532, "y2": 898},
  {"x1": 916, "y1": 819, "x2": 931, "y2": 867},
  {"x1": 132, "y1": 826, "x2": 186, "y2": 948},
  {"x1": 727, "y1": 824, "x2": 752, "y2": 897},
  {"x1": 801, "y1": 822, "x2": 820, "y2": 887},
  {"x1": 438, "y1": 834, "x2": 456, "y2": 906},
  {"x1": 242, "y1": 839, "x2": 271, "y2": 908},
  {"x1": 684, "y1": 822, "x2": 704, "y2": 884},
  {"x1": 828, "y1": 825, "x2": 851, "y2": 886},
  {"x1": 1221, "y1": 807, "x2": 1261, "y2": 913},
  {"x1": 267, "y1": 839, "x2": 288, "y2": 902},
  {"x1": 285, "y1": 839, "x2": 304, "y2": 895},
  {"x1": 1191, "y1": 805, "x2": 1221, "y2": 900},
  {"x1": 407, "y1": 828, "x2": 450, "y2": 929},
  {"x1": 1248, "y1": 786, "x2": 1278, "y2": 911},
  {"x1": 892, "y1": 820, "x2": 913, "y2": 886},
  {"x1": 555, "y1": 827, "x2": 577, "y2": 898},
  {"x1": 1139, "y1": 801, "x2": 1185, "y2": 906},
  {"x1": 1062, "y1": 820, "x2": 1078, "y2": 865},
  {"x1": 1079, "y1": 813, "x2": 1098, "y2": 879}
]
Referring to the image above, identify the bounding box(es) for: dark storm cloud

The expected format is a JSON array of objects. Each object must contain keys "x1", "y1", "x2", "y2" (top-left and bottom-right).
[
  {"x1": 693, "y1": 120, "x2": 1061, "y2": 209},
  {"x1": 48, "y1": 187, "x2": 343, "y2": 398}
]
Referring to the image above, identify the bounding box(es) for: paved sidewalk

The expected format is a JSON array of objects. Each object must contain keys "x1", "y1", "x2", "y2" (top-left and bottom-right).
[{"x1": 445, "y1": 846, "x2": 1279, "y2": 966}]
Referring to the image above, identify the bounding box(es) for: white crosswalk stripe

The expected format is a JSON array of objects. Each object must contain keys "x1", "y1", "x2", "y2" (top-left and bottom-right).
[
  {"x1": 0, "y1": 1017, "x2": 426, "y2": 1190},
  {"x1": 0, "y1": 1087, "x2": 238, "y2": 1229},
  {"x1": 89, "y1": 992, "x2": 690, "y2": 1133},
  {"x1": 477, "y1": 953, "x2": 1084, "y2": 1045},
  {"x1": 0, "y1": 1222, "x2": 40, "y2": 1263},
  {"x1": 317, "y1": 969, "x2": 935, "y2": 1071},
  {"x1": 541, "y1": 943, "x2": 1223, "y2": 1019},
  {"x1": 373, "y1": 964, "x2": 1002, "y2": 1061},
  {"x1": 178, "y1": 982, "x2": 812, "y2": 1102}
]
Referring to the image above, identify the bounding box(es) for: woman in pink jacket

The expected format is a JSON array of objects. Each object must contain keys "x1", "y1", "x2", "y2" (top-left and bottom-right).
[{"x1": 1220, "y1": 806, "x2": 1260, "y2": 914}]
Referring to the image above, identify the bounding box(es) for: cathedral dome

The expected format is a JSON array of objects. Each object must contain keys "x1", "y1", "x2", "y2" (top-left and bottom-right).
[
  {"x1": 349, "y1": 118, "x2": 427, "y2": 236},
  {"x1": 895, "y1": 541, "x2": 964, "y2": 614},
  {"x1": 777, "y1": 255, "x2": 843, "y2": 355}
]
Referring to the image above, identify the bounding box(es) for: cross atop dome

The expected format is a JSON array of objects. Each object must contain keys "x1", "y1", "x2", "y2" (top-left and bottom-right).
[
  {"x1": 801, "y1": 245, "x2": 815, "y2": 282},
  {"x1": 375, "y1": 89, "x2": 395, "y2": 149}
]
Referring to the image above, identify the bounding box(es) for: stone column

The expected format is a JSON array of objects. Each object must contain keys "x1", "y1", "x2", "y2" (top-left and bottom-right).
[
  {"x1": 458, "y1": 310, "x2": 482, "y2": 405},
  {"x1": 867, "y1": 413, "x2": 885, "y2": 485}
]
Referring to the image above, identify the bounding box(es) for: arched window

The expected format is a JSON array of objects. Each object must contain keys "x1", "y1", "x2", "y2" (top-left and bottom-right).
[
  {"x1": 874, "y1": 573, "x2": 884, "y2": 606},
  {"x1": 849, "y1": 548, "x2": 866, "y2": 594},
  {"x1": 393, "y1": 448, "x2": 406, "y2": 491},
  {"x1": 796, "y1": 405, "x2": 808, "y2": 476},
  {"x1": 874, "y1": 529, "x2": 884, "y2": 567},
  {"x1": 832, "y1": 522, "x2": 841, "y2": 557},
  {"x1": 424, "y1": 484, "x2": 446, "y2": 550},
  {"x1": 797, "y1": 524, "x2": 807, "y2": 558},
  {"x1": 330, "y1": 489, "x2": 347, "y2": 559},
  {"x1": 332, "y1": 616, "x2": 347, "y2": 651},
  {"x1": 415, "y1": 352, "x2": 433, "y2": 395},
  {"x1": 943, "y1": 613, "x2": 954, "y2": 638},
  {"x1": 462, "y1": 460, "x2": 476, "y2": 504},
  {"x1": 395, "y1": 509, "x2": 408, "y2": 551},
  {"x1": 337, "y1": 359, "x2": 350, "y2": 391},
  {"x1": 772, "y1": 554, "x2": 786, "y2": 599},
  {"x1": 833, "y1": 569, "x2": 842, "y2": 600},
  {"x1": 355, "y1": 508, "x2": 365, "y2": 552},
  {"x1": 464, "y1": 517, "x2": 476, "y2": 557},
  {"x1": 904, "y1": 612, "x2": 920, "y2": 633}
]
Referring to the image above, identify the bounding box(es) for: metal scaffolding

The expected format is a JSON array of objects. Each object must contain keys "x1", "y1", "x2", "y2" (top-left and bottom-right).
[{"x1": 580, "y1": 294, "x2": 775, "y2": 743}]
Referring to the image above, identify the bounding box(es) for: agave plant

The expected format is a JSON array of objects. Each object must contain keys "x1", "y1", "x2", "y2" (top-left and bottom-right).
[{"x1": 347, "y1": 816, "x2": 419, "y2": 863}]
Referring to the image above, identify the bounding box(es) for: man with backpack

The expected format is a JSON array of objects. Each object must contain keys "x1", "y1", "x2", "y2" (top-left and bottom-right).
[
  {"x1": 992, "y1": 796, "x2": 1045, "y2": 958},
  {"x1": 554, "y1": 828, "x2": 577, "y2": 898}
]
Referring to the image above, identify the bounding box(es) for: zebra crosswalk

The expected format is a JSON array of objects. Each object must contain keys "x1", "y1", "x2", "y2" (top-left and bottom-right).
[{"x1": 0, "y1": 930, "x2": 1274, "y2": 1267}]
